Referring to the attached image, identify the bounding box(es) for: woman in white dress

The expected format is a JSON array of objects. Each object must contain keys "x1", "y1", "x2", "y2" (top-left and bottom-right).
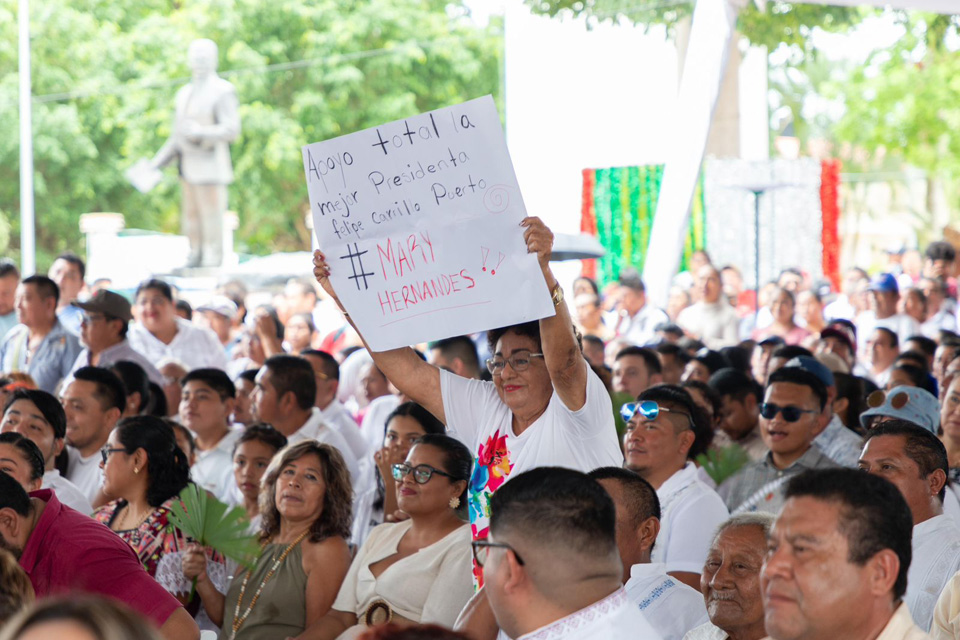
[{"x1": 301, "y1": 434, "x2": 473, "y2": 640}]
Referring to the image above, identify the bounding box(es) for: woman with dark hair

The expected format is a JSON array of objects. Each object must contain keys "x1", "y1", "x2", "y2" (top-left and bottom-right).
[
  {"x1": 94, "y1": 415, "x2": 222, "y2": 623},
  {"x1": 0, "y1": 432, "x2": 44, "y2": 493},
  {"x1": 751, "y1": 288, "x2": 810, "y2": 346},
  {"x1": 183, "y1": 440, "x2": 353, "y2": 639},
  {"x1": 0, "y1": 595, "x2": 162, "y2": 640},
  {"x1": 304, "y1": 434, "x2": 473, "y2": 639}
]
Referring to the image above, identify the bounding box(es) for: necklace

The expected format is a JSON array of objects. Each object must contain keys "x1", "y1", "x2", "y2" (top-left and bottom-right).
[
  {"x1": 118, "y1": 502, "x2": 152, "y2": 531},
  {"x1": 230, "y1": 529, "x2": 310, "y2": 639}
]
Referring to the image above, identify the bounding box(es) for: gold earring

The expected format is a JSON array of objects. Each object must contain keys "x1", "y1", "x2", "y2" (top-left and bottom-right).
[
  {"x1": 449, "y1": 496, "x2": 460, "y2": 509},
  {"x1": 134, "y1": 468, "x2": 140, "y2": 474}
]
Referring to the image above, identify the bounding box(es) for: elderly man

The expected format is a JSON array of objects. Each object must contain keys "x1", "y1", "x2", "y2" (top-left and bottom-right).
[
  {"x1": 613, "y1": 268, "x2": 668, "y2": 347},
  {"x1": 684, "y1": 513, "x2": 773, "y2": 640},
  {"x1": 763, "y1": 468, "x2": 928, "y2": 640},
  {"x1": 623, "y1": 385, "x2": 728, "y2": 590},
  {"x1": 858, "y1": 421, "x2": 960, "y2": 631},
  {"x1": 0, "y1": 276, "x2": 81, "y2": 393},
  {"x1": 719, "y1": 367, "x2": 838, "y2": 514},
  {"x1": 677, "y1": 265, "x2": 740, "y2": 349},
  {"x1": 479, "y1": 467, "x2": 661, "y2": 639},
  {"x1": 590, "y1": 467, "x2": 708, "y2": 639},
  {"x1": 0, "y1": 472, "x2": 199, "y2": 639},
  {"x1": 68, "y1": 289, "x2": 161, "y2": 384}
]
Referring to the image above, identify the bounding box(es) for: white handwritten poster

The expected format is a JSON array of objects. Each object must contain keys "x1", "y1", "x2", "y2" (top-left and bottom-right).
[{"x1": 302, "y1": 96, "x2": 555, "y2": 352}]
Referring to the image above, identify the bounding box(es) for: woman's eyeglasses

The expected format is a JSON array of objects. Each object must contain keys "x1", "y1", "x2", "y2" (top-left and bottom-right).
[
  {"x1": 100, "y1": 446, "x2": 127, "y2": 464},
  {"x1": 759, "y1": 403, "x2": 819, "y2": 422},
  {"x1": 485, "y1": 352, "x2": 544, "y2": 376},
  {"x1": 620, "y1": 401, "x2": 695, "y2": 430},
  {"x1": 391, "y1": 463, "x2": 460, "y2": 485}
]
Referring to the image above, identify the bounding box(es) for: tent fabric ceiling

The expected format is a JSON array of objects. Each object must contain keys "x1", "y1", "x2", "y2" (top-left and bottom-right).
[{"x1": 798, "y1": 0, "x2": 956, "y2": 12}]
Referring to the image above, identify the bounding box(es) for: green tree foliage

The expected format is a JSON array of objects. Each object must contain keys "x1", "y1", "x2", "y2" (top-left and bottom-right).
[
  {"x1": 525, "y1": 0, "x2": 862, "y2": 52},
  {"x1": 0, "y1": 0, "x2": 501, "y2": 269}
]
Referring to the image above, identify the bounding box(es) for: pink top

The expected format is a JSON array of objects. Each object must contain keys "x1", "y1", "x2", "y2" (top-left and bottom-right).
[{"x1": 751, "y1": 325, "x2": 811, "y2": 346}]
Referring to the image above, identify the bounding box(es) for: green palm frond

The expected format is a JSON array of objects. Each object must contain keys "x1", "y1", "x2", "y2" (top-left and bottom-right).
[
  {"x1": 167, "y1": 484, "x2": 261, "y2": 569},
  {"x1": 696, "y1": 444, "x2": 750, "y2": 487}
]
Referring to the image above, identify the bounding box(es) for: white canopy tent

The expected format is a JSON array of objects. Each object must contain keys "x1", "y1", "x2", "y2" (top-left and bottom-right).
[{"x1": 642, "y1": 0, "x2": 959, "y2": 308}]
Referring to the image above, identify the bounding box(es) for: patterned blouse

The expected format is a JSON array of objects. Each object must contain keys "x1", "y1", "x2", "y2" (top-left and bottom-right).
[{"x1": 94, "y1": 498, "x2": 192, "y2": 578}]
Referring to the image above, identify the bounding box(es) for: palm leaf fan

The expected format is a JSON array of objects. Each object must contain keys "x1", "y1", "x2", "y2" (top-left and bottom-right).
[
  {"x1": 167, "y1": 483, "x2": 261, "y2": 569},
  {"x1": 696, "y1": 444, "x2": 750, "y2": 487}
]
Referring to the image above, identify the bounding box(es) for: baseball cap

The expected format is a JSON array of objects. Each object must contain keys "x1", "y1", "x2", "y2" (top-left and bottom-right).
[
  {"x1": 815, "y1": 351, "x2": 850, "y2": 375},
  {"x1": 197, "y1": 296, "x2": 238, "y2": 319},
  {"x1": 859, "y1": 386, "x2": 940, "y2": 433},
  {"x1": 868, "y1": 273, "x2": 899, "y2": 294},
  {"x1": 71, "y1": 290, "x2": 133, "y2": 322},
  {"x1": 820, "y1": 323, "x2": 856, "y2": 353},
  {"x1": 784, "y1": 356, "x2": 835, "y2": 388}
]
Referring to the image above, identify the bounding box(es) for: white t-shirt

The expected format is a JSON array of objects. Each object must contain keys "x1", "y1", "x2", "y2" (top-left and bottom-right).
[
  {"x1": 625, "y1": 562, "x2": 709, "y2": 640},
  {"x1": 652, "y1": 462, "x2": 730, "y2": 574},
  {"x1": 190, "y1": 428, "x2": 243, "y2": 503},
  {"x1": 42, "y1": 469, "x2": 93, "y2": 515},
  {"x1": 320, "y1": 400, "x2": 369, "y2": 461},
  {"x1": 358, "y1": 395, "x2": 401, "y2": 454},
  {"x1": 65, "y1": 446, "x2": 103, "y2": 504},
  {"x1": 128, "y1": 317, "x2": 227, "y2": 371},
  {"x1": 440, "y1": 366, "x2": 622, "y2": 540},
  {"x1": 907, "y1": 515, "x2": 960, "y2": 631}
]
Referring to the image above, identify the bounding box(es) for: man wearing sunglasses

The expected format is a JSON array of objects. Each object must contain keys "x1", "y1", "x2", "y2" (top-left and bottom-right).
[
  {"x1": 719, "y1": 367, "x2": 838, "y2": 515},
  {"x1": 622, "y1": 385, "x2": 728, "y2": 591}
]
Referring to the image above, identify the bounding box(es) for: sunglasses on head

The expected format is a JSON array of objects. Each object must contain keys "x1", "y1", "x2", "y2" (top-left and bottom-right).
[
  {"x1": 621, "y1": 401, "x2": 695, "y2": 430},
  {"x1": 866, "y1": 390, "x2": 909, "y2": 410},
  {"x1": 759, "y1": 403, "x2": 819, "y2": 422}
]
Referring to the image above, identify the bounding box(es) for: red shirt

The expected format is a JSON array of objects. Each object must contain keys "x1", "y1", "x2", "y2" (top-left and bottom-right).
[{"x1": 20, "y1": 490, "x2": 182, "y2": 628}]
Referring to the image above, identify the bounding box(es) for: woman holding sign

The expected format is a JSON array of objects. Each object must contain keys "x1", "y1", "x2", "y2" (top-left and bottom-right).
[{"x1": 312, "y1": 216, "x2": 621, "y2": 563}]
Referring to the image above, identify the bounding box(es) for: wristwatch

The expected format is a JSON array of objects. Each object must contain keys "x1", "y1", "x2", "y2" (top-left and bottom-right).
[{"x1": 550, "y1": 282, "x2": 564, "y2": 307}]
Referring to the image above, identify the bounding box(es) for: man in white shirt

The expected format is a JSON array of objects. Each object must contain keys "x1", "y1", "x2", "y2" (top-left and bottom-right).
[
  {"x1": 128, "y1": 279, "x2": 227, "y2": 371},
  {"x1": 253, "y1": 354, "x2": 359, "y2": 483},
  {"x1": 684, "y1": 513, "x2": 773, "y2": 640},
  {"x1": 591, "y1": 467, "x2": 708, "y2": 640},
  {"x1": 61, "y1": 367, "x2": 125, "y2": 505},
  {"x1": 179, "y1": 368, "x2": 241, "y2": 502},
  {"x1": 859, "y1": 421, "x2": 960, "y2": 631},
  {"x1": 613, "y1": 269, "x2": 669, "y2": 347},
  {"x1": 301, "y1": 349, "x2": 369, "y2": 462},
  {"x1": 919, "y1": 278, "x2": 957, "y2": 338},
  {"x1": 68, "y1": 289, "x2": 162, "y2": 385},
  {"x1": 623, "y1": 385, "x2": 729, "y2": 591},
  {"x1": 0, "y1": 388, "x2": 91, "y2": 514},
  {"x1": 481, "y1": 467, "x2": 662, "y2": 640},
  {"x1": 763, "y1": 469, "x2": 929, "y2": 640},
  {"x1": 857, "y1": 273, "x2": 922, "y2": 349},
  {"x1": 677, "y1": 266, "x2": 740, "y2": 349}
]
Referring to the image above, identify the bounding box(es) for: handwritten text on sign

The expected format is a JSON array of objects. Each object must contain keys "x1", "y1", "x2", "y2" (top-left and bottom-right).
[{"x1": 302, "y1": 96, "x2": 554, "y2": 351}]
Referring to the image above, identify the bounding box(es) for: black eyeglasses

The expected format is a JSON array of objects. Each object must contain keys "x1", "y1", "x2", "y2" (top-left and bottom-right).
[
  {"x1": 471, "y1": 540, "x2": 525, "y2": 568},
  {"x1": 391, "y1": 463, "x2": 460, "y2": 485},
  {"x1": 759, "y1": 403, "x2": 818, "y2": 423},
  {"x1": 485, "y1": 352, "x2": 544, "y2": 375},
  {"x1": 100, "y1": 446, "x2": 127, "y2": 464}
]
